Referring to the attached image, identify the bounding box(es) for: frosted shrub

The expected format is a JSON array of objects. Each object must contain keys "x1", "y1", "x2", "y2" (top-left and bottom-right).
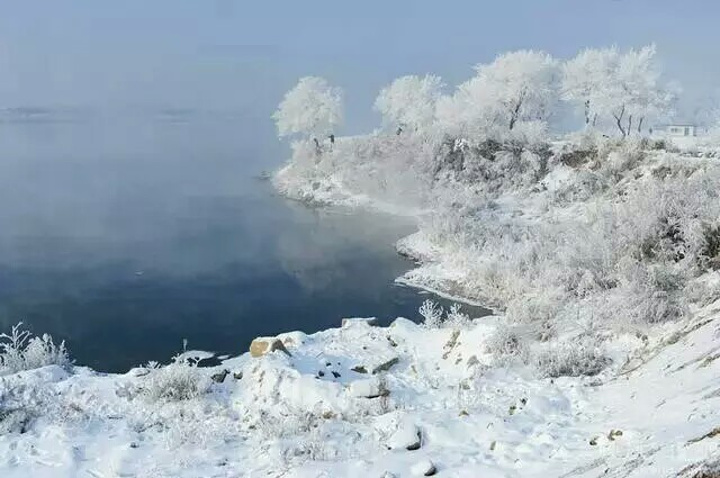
[
  {"x1": 446, "y1": 304, "x2": 471, "y2": 328},
  {"x1": 700, "y1": 223, "x2": 720, "y2": 271},
  {"x1": 275, "y1": 132, "x2": 439, "y2": 210},
  {"x1": 434, "y1": 135, "x2": 551, "y2": 194},
  {"x1": 140, "y1": 356, "x2": 210, "y2": 402},
  {"x1": 419, "y1": 299, "x2": 444, "y2": 328},
  {"x1": 535, "y1": 337, "x2": 610, "y2": 378},
  {"x1": 0, "y1": 323, "x2": 71, "y2": 375},
  {"x1": 485, "y1": 324, "x2": 528, "y2": 359}
]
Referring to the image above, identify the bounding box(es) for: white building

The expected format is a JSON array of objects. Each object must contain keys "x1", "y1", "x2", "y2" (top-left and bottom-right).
[{"x1": 665, "y1": 124, "x2": 698, "y2": 137}]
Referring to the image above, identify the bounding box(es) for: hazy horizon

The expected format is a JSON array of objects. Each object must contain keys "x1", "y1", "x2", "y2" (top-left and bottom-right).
[{"x1": 1, "y1": 1, "x2": 719, "y2": 135}]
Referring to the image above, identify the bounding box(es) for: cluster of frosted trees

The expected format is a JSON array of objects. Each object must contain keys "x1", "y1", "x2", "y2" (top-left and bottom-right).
[{"x1": 274, "y1": 45, "x2": 675, "y2": 143}]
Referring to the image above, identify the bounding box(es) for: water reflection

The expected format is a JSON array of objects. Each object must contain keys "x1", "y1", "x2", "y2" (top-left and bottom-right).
[{"x1": 0, "y1": 117, "x2": 486, "y2": 372}]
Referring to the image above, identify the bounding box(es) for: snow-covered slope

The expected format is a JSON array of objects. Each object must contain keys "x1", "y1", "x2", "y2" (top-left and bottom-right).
[{"x1": 2, "y1": 304, "x2": 719, "y2": 477}]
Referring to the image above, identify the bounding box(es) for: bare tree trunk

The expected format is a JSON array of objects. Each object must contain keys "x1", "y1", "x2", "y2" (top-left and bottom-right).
[
  {"x1": 509, "y1": 101, "x2": 522, "y2": 130},
  {"x1": 612, "y1": 106, "x2": 627, "y2": 137},
  {"x1": 638, "y1": 117, "x2": 644, "y2": 134},
  {"x1": 592, "y1": 113, "x2": 598, "y2": 127},
  {"x1": 627, "y1": 115, "x2": 633, "y2": 136},
  {"x1": 509, "y1": 90, "x2": 526, "y2": 131}
]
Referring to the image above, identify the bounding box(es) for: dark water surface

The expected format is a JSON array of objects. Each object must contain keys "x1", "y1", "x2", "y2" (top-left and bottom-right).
[{"x1": 0, "y1": 115, "x2": 484, "y2": 372}]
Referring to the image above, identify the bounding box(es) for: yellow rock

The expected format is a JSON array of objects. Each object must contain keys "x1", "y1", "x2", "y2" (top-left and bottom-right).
[{"x1": 249, "y1": 338, "x2": 292, "y2": 358}]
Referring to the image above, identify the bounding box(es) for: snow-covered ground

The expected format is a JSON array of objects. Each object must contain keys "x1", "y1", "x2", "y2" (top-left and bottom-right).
[{"x1": 1, "y1": 304, "x2": 720, "y2": 477}]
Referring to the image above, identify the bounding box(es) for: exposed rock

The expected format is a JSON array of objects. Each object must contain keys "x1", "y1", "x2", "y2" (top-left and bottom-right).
[
  {"x1": 349, "y1": 377, "x2": 388, "y2": 398},
  {"x1": 351, "y1": 365, "x2": 368, "y2": 374},
  {"x1": 249, "y1": 338, "x2": 292, "y2": 358},
  {"x1": 341, "y1": 317, "x2": 378, "y2": 328},
  {"x1": 410, "y1": 458, "x2": 437, "y2": 476},
  {"x1": 211, "y1": 369, "x2": 230, "y2": 383},
  {"x1": 466, "y1": 355, "x2": 480, "y2": 368},
  {"x1": 233, "y1": 371, "x2": 243, "y2": 380},
  {"x1": 387, "y1": 422, "x2": 421, "y2": 451},
  {"x1": 442, "y1": 329, "x2": 461, "y2": 359},
  {"x1": 688, "y1": 426, "x2": 720, "y2": 444},
  {"x1": 331, "y1": 371, "x2": 341, "y2": 378},
  {"x1": 372, "y1": 357, "x2": 399, "y2": 374}
]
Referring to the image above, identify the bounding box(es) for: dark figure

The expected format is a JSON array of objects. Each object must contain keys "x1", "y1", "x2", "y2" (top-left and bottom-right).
[
  {"x1": 313, "y1": 137, "x2": 321, "y2": 155},
  {"x1": 396, "y1": 126, "x2": 403, "y2": 135},
  {"x1": 329, "y1": 134, "x2": 335, "y2": 144}
]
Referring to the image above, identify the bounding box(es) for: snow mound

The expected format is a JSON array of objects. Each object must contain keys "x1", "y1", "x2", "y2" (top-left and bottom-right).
[{"x1": 1, "y1": 307, "x2": 719, "y2": 476}]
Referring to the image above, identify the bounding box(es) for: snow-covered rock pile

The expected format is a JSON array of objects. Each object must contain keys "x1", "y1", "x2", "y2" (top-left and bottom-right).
[{"x1": 1, "y1": 306, "x2": 720, "y2": 477}]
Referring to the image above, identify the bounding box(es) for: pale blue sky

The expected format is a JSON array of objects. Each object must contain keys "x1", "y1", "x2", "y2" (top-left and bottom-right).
[{"x1": 0, "y1": 0, "x2": 717, "y2": 131}]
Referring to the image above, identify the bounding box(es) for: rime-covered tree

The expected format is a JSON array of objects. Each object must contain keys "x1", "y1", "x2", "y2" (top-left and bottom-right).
[
  {"x1": 374, "y1": 75, "x2": 444, "y2": 134},
  {"x1": 561, "y1": 46, "x2": 619, "y2": 127},
  {"x1": 562, "y1": 45, "x2": 674, "y2": 136},
  {"x1": 436, "y1": 50, "x2": 559, "y2": 139},
  {"x1": 273, "y1": 76, "x2": 343, "y2": 142}
]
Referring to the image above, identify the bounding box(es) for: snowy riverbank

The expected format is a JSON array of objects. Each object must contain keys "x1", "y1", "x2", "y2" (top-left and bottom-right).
[
  {"x1": 265, "y1": 123, "x2": 720, "y2": 475},
  {"x1": 1, "y1": 303, "x2": 720, "y2": 477}
]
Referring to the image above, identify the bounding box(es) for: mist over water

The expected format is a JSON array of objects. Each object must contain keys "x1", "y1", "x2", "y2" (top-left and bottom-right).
[{"x1": 0, "y1": 114, "x2": 475, "y2": 372}]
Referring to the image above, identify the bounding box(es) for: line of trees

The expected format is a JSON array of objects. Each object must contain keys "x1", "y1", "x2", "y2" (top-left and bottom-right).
[{"x1": 273, "y1": 44, "x2": 676, "y2": 143}]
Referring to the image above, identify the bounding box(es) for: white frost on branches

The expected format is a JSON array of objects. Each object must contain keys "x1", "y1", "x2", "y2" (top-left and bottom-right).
[
  {"x1": 273, "y1": 76, "x2": 344, "y2": 140},
  {"x1": 436, "y1": 50, "x2": 559, "y2": 139},
  {"x1": 562, "y1": 45, "x2": 675, "y2": 135},
  {"x1": 374, "y1": 74, "x2": 445, "y2": 134}
]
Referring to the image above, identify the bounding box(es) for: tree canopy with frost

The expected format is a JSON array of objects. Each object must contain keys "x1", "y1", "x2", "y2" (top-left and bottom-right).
[
  {"x1": 436, "y1": 50, "x2": 559, "y2": 139},
  {"x1": 561, "y1": 46, "x2": 620, "y2": 127},
  {"x1": 273, "y1": 76, "x2": 343, "y2": 140},
  {"x1": 374, "y1": 75, "x2": 444, "y2": 134},
  {"x1": 562, "y1": 45, "x2": 674, "y2": 136}
]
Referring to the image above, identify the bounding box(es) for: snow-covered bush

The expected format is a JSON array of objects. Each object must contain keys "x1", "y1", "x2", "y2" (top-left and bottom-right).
[
  {"x1": 432, "y1": 134, "x2": 552, "y2": 194},
  {"x1": 446, "y1": 304, "x2": 471, "y2": 328},
  {"x1": 275, "y1": 131, "x2": 439, "y2": 210},
  {"x1": 419, "y1": 299, "x2": 444, "y2": 328},
  {"x1": 0, "y1": 323, "x2": 71, "y2": 375},
  {"x1": 139, "y1": 357, "x2": 211, "y2": 402},
  {"x1": 417, "y1": 149, "x2": 720, "y2": 342},
  {"x1": 534, "y1": 337, "x2": 610, "y2": 378},
  {"x1": 700, "y1": 224, "x2": 720, "y2": 271},
  {"x1": 485, "y1": 324, "x2": 529, "y2": 360}
]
